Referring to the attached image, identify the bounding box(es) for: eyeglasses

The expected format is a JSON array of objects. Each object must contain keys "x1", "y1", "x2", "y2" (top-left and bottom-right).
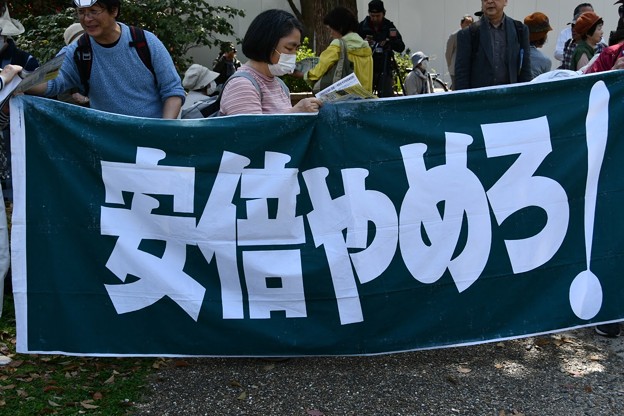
[{"x1": 76, "y1": 8, "x2": 105, "y2": 19}]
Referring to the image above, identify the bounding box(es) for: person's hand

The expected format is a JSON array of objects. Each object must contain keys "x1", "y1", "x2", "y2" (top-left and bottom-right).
[
  {"x1": 71, "y1": 92, "x2": 89, "y2": 106},
  {"x1": 290, "y1": 70, "x2": 304, "y2": 79},
  {"x1": 613, "y1": 55, "x2": 624, "y2": 70},
  {"x1": 291, "y1": 97, "x2": 322, "y2": 113},
  {"x1": 0, "y1": 64, "x2": 23, "y2": 85}
]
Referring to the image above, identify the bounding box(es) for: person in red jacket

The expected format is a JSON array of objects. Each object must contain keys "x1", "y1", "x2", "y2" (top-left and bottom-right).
[{"x1": 585, "y1": 14, "x2": 624, "y2": 74}]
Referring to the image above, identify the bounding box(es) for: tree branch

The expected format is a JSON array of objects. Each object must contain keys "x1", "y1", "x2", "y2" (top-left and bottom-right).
[{"x1": 286, "y1": 0, "x2": 304, "y2": 22}]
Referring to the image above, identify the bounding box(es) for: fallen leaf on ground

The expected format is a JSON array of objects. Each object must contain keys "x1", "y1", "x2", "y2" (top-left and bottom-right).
[
  {"x1": 81, "y1": 401, "x2": 99, "y2": 409},
  {"x1": 48, "y1": 400, "x2": 61, "y2": 407},
  {"x1": 237, "y1": 392, "x2": 247, "y2": 400},
  {"x1": 457, "y1": 367, "x2": 472, "y2": 374},
  {"x1": 104, "y1": 374, "x2": 115, "y2": 384},
  {"x1": 93, "y1": 391, "x2": 103, "y2": 400},
  {"x1": 307, "y1": 409, "x2": 325, "y2": 416}
]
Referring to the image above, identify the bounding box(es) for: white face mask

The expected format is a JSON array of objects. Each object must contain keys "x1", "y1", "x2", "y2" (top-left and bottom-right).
[
  {"x1": 268, "y1": 50, "x2": 297, "y2": 76},
  {"x1": 205, "y1": 81, "x2": 217, "y2": 95}
]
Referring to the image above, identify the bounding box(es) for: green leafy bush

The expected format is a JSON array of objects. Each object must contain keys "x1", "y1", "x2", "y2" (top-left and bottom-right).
[
  {"x1": 15, "y1": 1, "x2": 245, "y2": 73},
  {"x1": 282, "y1": 37, "x2": 316, "y2": 93},
  {"x1": 14, "y1": 8, "x2": 76, "y2": 64}
]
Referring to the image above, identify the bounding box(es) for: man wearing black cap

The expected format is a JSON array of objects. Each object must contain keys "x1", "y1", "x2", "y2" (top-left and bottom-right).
[
  {"x1": 212, "y1": 42, "x2": 241, "y2": 87},
  {"x1": 454, "y1": 0, "x2": 532, "y2": 90},
  {"x1": 358, "y1": 0, "x2": 405, "y2": 97}
]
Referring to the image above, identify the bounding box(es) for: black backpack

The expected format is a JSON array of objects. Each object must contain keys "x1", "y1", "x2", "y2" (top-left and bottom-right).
[{"x1": 73, "y1": 26, "x2": 156, "y2": 96}]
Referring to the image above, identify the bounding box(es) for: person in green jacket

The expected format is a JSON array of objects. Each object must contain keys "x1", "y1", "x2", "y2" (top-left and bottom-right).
[{"x1": 571, "y1": 11, "x2": 604, "y2": 70}]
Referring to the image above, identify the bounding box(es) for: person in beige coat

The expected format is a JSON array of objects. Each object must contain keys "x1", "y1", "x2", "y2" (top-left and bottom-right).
[{"x1": 445, "y1": 14, "x2": 473, "y2": 90}]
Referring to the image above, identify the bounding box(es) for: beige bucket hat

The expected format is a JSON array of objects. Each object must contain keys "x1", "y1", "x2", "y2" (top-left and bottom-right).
[{"x1": 0, "y1": 7, "x2": 24, "y2": 37}]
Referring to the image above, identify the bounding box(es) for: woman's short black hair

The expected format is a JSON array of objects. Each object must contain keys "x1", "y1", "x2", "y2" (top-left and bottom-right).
[
  {"x1": 242, "y1": 9, "x2": 303, "y2": 63},
  {"x1": 323, "y1": 7, "x2": 359, "y2": 36}
]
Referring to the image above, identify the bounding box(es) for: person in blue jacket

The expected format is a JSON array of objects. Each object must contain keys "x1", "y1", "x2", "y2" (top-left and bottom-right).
[{"x1": 28, "y1": 0, "x2": 184, "y2": 119}]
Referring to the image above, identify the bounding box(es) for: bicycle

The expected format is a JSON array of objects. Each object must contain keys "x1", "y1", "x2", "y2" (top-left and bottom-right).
[{"x1": 430, "y1": 73, "x2": 449, "y2": 92}]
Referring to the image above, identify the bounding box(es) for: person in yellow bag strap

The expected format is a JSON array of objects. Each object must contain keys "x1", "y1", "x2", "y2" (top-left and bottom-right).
[{"x1": 292, "y1": 7, "x2": 373, "y2": 92}]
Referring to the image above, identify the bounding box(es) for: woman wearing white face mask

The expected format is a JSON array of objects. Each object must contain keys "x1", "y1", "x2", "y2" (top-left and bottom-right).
[
  {"x1": 404, "y1": 51, "x2": 434, "y2": 96},
  {"x1": 219, "y1": 9, "x2": 322, "y2": 116},
  {"x1": 179, "y1": 64, "x2": 220, "y2": 117}
]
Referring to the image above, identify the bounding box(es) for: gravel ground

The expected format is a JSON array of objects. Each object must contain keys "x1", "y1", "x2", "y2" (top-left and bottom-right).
[{"x1": 133, "y1": 327, "x2": 624, "y2": 416}]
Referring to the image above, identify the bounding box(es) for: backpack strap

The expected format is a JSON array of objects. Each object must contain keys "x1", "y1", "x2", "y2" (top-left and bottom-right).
[
  {"x1": 275, "y1": 76, "x2": 290, "y2": 96},
  {"x1": 128, "y1": 26, "x2": 156, "y2": 83},
  {"x1": 73, "y1": 26, "x2": 156, "y2": 96},
  {"x1": 73, "y1": 33, "x2": 93, "y2": 96},
  {"x1": 333, "y1": 39, "x2": 348, "y2": 85},
  {"x1": 208, "y1": 71, "x2": 262, "y2": 117}
]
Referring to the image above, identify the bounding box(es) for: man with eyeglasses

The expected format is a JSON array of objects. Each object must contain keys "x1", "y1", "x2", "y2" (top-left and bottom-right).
[
  {"x1": 454, "y1": 0, "x2": 532, "y2": 90},
  {"x1": 27, "y1": 0, "x2": 184, "y2": 119}
]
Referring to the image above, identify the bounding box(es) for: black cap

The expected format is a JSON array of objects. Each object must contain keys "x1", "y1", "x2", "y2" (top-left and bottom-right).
[
  {"x1": 368, "y1": 0, "x2": 385, "y2": 13},
  {"x1": 220, "y1": 42, "x2": 236, "y2": 53}
]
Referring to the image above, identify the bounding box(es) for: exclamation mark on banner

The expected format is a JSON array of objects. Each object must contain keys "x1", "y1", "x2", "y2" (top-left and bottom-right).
[{"x1": 569, "y1": 81, "x2": 610, "y2": 320}]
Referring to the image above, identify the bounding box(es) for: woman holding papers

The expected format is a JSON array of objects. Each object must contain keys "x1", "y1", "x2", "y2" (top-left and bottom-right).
[
  {"x1": 219, "y1": 9, "x2": 322, "y2": 116},
  {"x1": 292, "y1": 7, "x2": 373, "y2": 93}
]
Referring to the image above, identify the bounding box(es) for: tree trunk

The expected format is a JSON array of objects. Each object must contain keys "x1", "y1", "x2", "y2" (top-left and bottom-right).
[{"x1": 288, "y1": 0, "x2": 358, "y2": 53}]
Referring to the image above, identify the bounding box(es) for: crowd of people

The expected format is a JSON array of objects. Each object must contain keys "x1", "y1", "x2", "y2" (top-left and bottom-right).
[
  {"x1": 0, "y1": 1, "x2": 622, "y2": 121},
  {"x1": 449, "y1": 1, "x2": 624, "y2": 88}
]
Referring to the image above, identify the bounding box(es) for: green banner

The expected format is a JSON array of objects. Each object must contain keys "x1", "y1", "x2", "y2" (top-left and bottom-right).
[{"x1": 10, "y1": 72, "x2": 624, "y2": 356}]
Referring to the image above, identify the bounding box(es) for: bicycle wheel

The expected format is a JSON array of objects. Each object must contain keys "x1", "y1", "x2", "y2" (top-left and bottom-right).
[{"x1": 432, "y1": 77, "x2": 448, "y2": 92}]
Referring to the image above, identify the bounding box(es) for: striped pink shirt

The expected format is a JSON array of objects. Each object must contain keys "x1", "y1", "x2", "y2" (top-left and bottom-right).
[{"x1": 219, "y1": 65, "x2": 291, "y2": 115}]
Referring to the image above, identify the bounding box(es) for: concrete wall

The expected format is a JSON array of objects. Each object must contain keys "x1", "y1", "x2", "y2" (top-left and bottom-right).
[{"x1": 188, "y1": 1, "x2": 620, "y2": 84}]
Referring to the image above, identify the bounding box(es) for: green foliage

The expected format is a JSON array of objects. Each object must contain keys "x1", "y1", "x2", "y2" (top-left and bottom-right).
[
  {"x1": 282, "y1": 37, "x2": 316, "y2": 93},
  {"x1": 8, "y1": 0, "x2": 68, "y2": 18},
  {"x1": 120, "y1": 1, "x2": 245, "y2": 72},
  {"x1": 14, "y1": 1, "x2": 245, "y2": 73},
  {"x1": 0, "y1": 293, "x2": 159, "y2": 415},
  {"x1": 393, "y1": 49, "x2": 412, "y2": 94},
  {"x1": 14, "y1": 8, "x2": 76, "y2": 64}
]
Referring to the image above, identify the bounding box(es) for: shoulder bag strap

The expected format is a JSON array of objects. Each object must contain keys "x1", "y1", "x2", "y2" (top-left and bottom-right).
[{"x1": 332, "y1": 39, "x2": 349, "y2": 84}]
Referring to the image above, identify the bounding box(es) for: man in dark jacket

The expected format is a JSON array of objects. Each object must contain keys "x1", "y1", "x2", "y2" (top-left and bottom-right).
[
  {"x1": 454, "y1": 0, "x2": 532, "y2": 90},
  {"x1": 212, "y1": 42, "x2": 241, "y2": 87},
  {"x1": 358, "y1": 0, "x2": 405, "y2": 97}
]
